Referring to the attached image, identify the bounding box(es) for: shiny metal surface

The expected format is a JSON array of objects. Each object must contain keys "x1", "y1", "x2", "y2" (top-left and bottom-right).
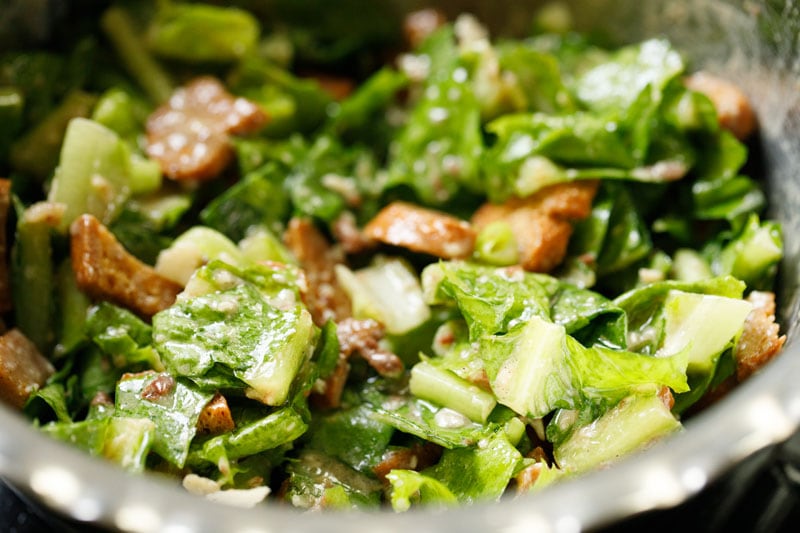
[{"x1": 1, "y1": 1, "x2": 800, "y2": 531}]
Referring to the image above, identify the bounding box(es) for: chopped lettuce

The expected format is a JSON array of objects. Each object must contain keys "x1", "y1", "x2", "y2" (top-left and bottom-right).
[
  {"x1": 336, "y1": 257, "x2": 431, "y2": 335},
  {"x1": 146, "y1": 3, "x2": 260, "y2": 63},
  {"x1": 386, "y1": 470, "x2": 457, "y2": 511},
  {"x1": 194, "y1": 406, "x2": 307, "y2": 464},
  {"x1": 153, "y1": 262, "x2": 316, "y2": 405},
  {"x1": 388, "y1": 430, "x2": 524, "y2": 509},
  {"x1": 409, "y1": 360, "x2": 497, "y2": 424},
  {"x1": 115, "y1": 372, "x2": 213, "y2": 467},
  {"x1": 8, "y1": 5, "x2": 786, "y2": 512},
  {"x1": 305, "y1": 402, "x2": 395, "y2": 474},
  {"x1": 282, "y1": 450, "x2": 382, "y2": 510},
  {"x1": 47, "y1": 118, "x2": 133, "y2": 232},
  {"x1": 553, "y1": 392, "x2": 681, "y2": 474},
  {"x1": 199, "y1": 163, "x2": 290, "y2": 241},
  {"x1": 386, "y1": 78, "x2": 483, "y2": 205}
]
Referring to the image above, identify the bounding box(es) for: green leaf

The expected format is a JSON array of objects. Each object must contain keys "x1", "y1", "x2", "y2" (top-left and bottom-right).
[
  {"x1": 282, "y1": 450, "x2": 382, "y2": 510},
  {"x1": 409, "y1": 360, "x2": 497, "y2": 424},
  {"x1": 115, "y1": 372, "x2": 213, "y2": 467},
  {"x1": 147, "y1": 3, "x2": 259, "y2": 63},
  {"x1": 86, "y1": 302, "x2": 158, "y2": 369},
  {"x1": 153, "y1": 264, "x2": 315, "y2": 406},
  {"x1": 553, "y1": 392, "x2": 681, "y2": 474},
  {"x1": 26, "y1": 382, "x2": 73, "y2": 423},
  {"x1": 228, "y1": 57, "x2": 331, "y2": 137},
  {"x1": 422, "y1": 430, "x2": 523, "y2": 504},
  {"x1": 336, "y1": 257, "x2": 431, "y2": 335},
  {"x1": 386, "y1": 78, "x2": 483, "y2": 205},
  {"x1": 708, "y1": 214, "x2": 782, "y2": 290},
  {"x1": 370, "y1": 394, "x2": 489, "y2": 449},
  {"x1": 495, "y1": 42, "x2": 576, "y2": 114},
  {"x1": 196, "y1": 407, "x2": 307, "y2": 463},
  {"x1": 386, "y1": 470, "x2": 458, "y2": 511},
  {"x1": 200, "y1": 163, "x2": 290, "y2": 241},
  {"x1": 422, "y1": 262, "x2": 551, "y2": 339},
  {"x1": 306, "y1": 403, "x2": 394, "y2": 474},
  {"x1": 47, "y1": 118, "x2": 133, "y2": 232},
  {"x1": 614, "y1": 275, "x2": 746, "y2": 355},
  {"x1": 325, "y1": 66, "x2": 408, "y2": 147},
  {"x1": 40, "y1": 418, "x2": 109, "y2": 456}
]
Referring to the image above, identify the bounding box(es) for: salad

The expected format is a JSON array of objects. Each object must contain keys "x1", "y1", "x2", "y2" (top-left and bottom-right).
[{"x1": 0, "y1": 1, "x2": 787, "y2": 511}]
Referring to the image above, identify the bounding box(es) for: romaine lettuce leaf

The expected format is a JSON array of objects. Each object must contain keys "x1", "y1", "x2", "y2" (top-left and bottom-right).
[
  {"x1": 305, "y1": 403, "x2": 395, "y2": 474},
  {"x1": 200, "y1": 162, "x2": 290, "y2": 241},
  {"x1": 86, "y1": 302, "x2": 160, "y2": 369},
  {"x1": 115, "y1": 372, "x2": 213, "y2": 467},
  {"x1": 422, "y1": 262, "x2": 551, "y2": 339},
  {"x1": 369, "y1": 394, "x2": 490, "y2": 449},
  {"x1": 706, "y1": 214, "x2": 783, "y2": 290},
  {"x1": 282, "y1": 450, "x2": 383, "y2": 510},
  {"x1": 386, "y1": 470, "x2": 458, "y2": 511},
  {"x1": 553, "y1": 392, "x2": 681, "y2": 474},
  {"x1": 417, "y1": 430, "x2": 523, "y2": 504},
  {"x1": 386, "y1": 78, "x2": 483, "y2": 205},
  {"x1": 614, "y1": 275, "x2": 746, "y2": 355},
  {"x1": 193, "y1": 406, "x2": 307, "y2": 465},
  {"x1": 153, "y1": 278, "x2": 315, "y2": 406}
]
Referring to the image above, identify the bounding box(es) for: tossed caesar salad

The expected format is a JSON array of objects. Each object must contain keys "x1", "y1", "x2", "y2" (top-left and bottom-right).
[{"x1": 0, "y1": 1, "x2": 786, "y2": 511}]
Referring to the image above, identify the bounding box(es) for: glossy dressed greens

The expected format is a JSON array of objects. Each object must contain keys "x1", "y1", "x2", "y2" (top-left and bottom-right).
[{"x1": 0, "y1": 1, "x2": 784, "y2": 511}]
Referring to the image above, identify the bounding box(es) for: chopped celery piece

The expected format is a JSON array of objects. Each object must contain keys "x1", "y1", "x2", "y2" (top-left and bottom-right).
[
  {"x1": 129, "y1": 192, "x2": 192, "y2": 230},
  {"x1": 198, "y1": 408, "x2": 307, "y2": 461},
  {"x1": 91, "y1": 88, "x2": 146, "y2": 141},
  {"x1": 103, "y1": 417, "x2": 156, "y2": 473},
  {"x1": 90, "y1": 88, "x2": 154, "y2": 181},
  {"x1": 155, "y1": 226, "x2": 246, "y2": 286},
  {"x1": 554, "y1": 393, "x2": 681, "y2": 474},
  {"x1": 657, "y1": 290, "x2": 752, "y2": 373},
  {"x1": 54, "y1": 259, "x2": 90, "y2": 358},
  {"x1": 238, "y1": 226, "x2": 296, "y2": 265},
  {"x1": 336, "y1": 257, "x2": 430, "y2": 335},
  {"x1": 47, "y1": 118, "x2": 132, "y2": 233},
  {"x1": 503, "y1": 416, "x2": 526, "y2": 446},
  {"x1": 12, "y1": 203, "x2": 58, "y2": 354},
  {"x1": 484, "y1": 315, "x2": 574, "y2": 418},
  {"x1": 670, "y1": 248, "x2": 712, "y2": 282},
  {"x1": 473, "y1": 221, "x2": 519, "y2": 266},
  {"x1": 409, "y1": 361, "x2": 496, "y2": 423},
  {"x1": 128, "y1": 153, "x2": 162, "y2": 195},
  {"x1": 100, "y1": 7, "x2": 174, "y2": 103}
]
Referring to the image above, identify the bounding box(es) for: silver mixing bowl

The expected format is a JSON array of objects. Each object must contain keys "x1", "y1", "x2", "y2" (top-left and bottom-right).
[{"x1": 1, "y1": 0, "x2": 799, "y2": 531}]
